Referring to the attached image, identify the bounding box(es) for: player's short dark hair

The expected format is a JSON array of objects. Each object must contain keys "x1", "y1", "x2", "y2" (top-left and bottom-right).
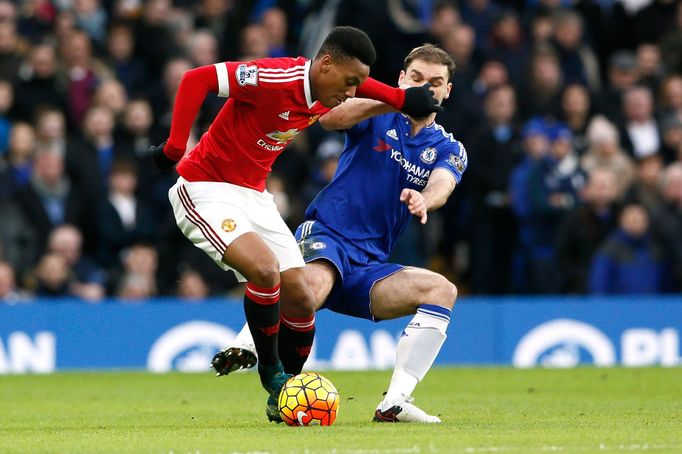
[
  {"x1": 316, "y1": 26, "x2": 376, "y2": 66},
  {"x1": 404, "y1": 44, "x2": 456, "y2": 80}
]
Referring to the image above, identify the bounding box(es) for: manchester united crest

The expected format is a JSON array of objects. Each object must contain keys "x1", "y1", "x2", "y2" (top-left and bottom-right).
[
  {"x1": 266, "y1": 128, "x2": 300, "y2": 143},
  {"x1": 308, "y1": 114, "x2": 321, "y2": 125},
  {"x1": 221, "y1": 219, "x2": 237, "y2": 232}
]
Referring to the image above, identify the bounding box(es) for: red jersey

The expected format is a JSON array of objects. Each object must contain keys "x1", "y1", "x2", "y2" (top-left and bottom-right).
[{"x1": 175, "y1": 57, "x2": 330, "y2": 191}]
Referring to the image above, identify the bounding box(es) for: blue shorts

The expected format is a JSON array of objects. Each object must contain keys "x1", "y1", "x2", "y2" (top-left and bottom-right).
[{"x1": 294, "y1": 220, "x2": 403, "y2": 322}]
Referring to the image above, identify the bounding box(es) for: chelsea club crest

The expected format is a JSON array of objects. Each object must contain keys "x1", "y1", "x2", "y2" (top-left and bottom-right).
[{"x1": 419, "y1": 147, "x2": 437, "y2": 164}]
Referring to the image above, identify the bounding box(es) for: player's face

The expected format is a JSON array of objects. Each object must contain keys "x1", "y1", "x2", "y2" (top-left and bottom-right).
[
  {"x1": 398, "y1": 59, "x2": 451, "y2": 107},
  {"x1": 315, "y1": 55, "x2": 370, "y2": 108}
]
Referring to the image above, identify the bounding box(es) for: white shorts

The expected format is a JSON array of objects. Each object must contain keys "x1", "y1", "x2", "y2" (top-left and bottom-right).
[{"x1": 168, "y1": 177, "x2": 304, "y2": 282}]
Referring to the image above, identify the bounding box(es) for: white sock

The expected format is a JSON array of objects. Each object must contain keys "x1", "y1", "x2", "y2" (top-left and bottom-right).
[
  {"x1": 382, "y1": 304, "x2": 451, "y2": 406},
  {"x1": 233, "y1": 323, "x2": 256, "y2": 354}
]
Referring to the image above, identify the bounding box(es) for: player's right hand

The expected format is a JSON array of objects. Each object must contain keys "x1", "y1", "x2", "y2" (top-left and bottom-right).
[
  {"x1": 401, "y1": 83, "x2": 442, "y2": 118},
  {"x1": 400, "y1": 188, "x2": 428, "y2": 224},
  {"x1": 148, "y1": 141, "x2": 178, "y2": 170}
]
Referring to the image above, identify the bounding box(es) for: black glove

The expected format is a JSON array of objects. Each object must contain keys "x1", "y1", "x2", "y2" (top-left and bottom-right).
[
  {"x1": 401, "y1": 83, "x2": 443, "y2": 118},
  {"x1": 147, "y1": 141, "x2": 177, "y2": 170}
]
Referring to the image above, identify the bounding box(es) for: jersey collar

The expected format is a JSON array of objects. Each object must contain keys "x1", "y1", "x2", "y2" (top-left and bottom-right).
[
  {"x1": 399, "y1": 112, "x2": 436, "y2": 128},
  {"x1": 304, "y1": 60, "x2": 315, "y2": 109}
]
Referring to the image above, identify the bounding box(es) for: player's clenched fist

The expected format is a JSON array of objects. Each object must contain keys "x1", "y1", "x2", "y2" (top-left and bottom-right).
[
  {"x1": 401, "y1": 83, "x2": 442, "y2": 118},
  {"x1": 147, "y1": 142, "x2": 178, "y2": 170},
  {"x1": 400, "y1": 188, "x2": 428, "y2": 224}
]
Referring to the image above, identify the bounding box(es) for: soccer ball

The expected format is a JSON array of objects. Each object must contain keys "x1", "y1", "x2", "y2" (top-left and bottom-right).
[{"x1": 278, "y1": 372, "x2": 339, "y2": 426}]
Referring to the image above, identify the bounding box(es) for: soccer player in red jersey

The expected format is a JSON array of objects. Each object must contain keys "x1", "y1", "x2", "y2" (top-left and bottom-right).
[{"x1": 148, "y1": 26, "x2": 441, "y2": 419}]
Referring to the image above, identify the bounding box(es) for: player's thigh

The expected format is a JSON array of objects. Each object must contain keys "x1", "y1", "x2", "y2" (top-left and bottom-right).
[
  {"x1": 169, "y1": 179, "x2": 258, "y2": 275},
  {"x1": 306, "y1": 260, "x2": 337, "y2": 309},
  {"x1": 222, "y1": 232, "x2": 279, "y2": 286},
  {"x1": 370, "y1": 267, "x2": 458, "y2": 320}
]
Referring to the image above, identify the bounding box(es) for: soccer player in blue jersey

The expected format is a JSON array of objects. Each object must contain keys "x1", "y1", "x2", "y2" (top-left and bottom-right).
[{"x1": 213, "y1": 44, "x2": 466, "y2": 423}]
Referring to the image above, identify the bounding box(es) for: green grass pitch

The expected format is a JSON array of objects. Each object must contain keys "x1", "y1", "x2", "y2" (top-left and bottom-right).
[{"x1": 1, "y1": 367, "x2": 681, "y2": 453}]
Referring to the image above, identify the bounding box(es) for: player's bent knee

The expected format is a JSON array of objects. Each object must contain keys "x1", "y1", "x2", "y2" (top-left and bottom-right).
[
  {"x1": 422, "y1": 275, "x2": 457, "y2": 309},
  {"x1": 443, "y1": 281, "x2": 458, "y2": 309},
  {"x1": 282, "y1": 283, "x2": 316, "y2": 318},
  {"x1": 246, "y1": 261, "x2": 281, "y2": 288}
]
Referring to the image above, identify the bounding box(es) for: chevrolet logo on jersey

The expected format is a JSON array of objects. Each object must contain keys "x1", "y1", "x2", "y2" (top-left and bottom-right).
[{"x1": 266, "y1": 128, "x2": 300, "y2": 143}]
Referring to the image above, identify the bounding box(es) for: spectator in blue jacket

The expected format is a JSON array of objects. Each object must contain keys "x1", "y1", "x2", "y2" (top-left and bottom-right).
[
  {"x1": 589, "y1": 202, "x2": 672, "y2": 294},
  {"x1": 510, "y1": 117, "x2": 550, "y2": 292}
]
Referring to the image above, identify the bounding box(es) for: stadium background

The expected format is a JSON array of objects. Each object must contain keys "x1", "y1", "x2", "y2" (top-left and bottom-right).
[{"x1": 0, "y1": 0, "x2": 681, "y2": 373}]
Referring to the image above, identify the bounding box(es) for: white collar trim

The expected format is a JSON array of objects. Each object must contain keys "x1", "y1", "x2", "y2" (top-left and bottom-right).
[{"x1": 304, "y1": 60, "x2": 315, "y2": 109}]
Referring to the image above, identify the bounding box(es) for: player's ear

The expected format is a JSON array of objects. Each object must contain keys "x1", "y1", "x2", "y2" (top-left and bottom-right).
[
  {"x1": 398, "y1": 70, "x2": 406, "y2": 86},
  {"x1": 444, "y1": 82, "x2": 452, "y2": 100},
  {"x1": 320, "y1": 54, "x2": 332, "y2": 73}
]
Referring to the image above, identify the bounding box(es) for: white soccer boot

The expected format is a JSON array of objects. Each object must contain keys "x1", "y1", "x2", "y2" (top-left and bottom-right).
[
  {"x1": 210, "y1": 325, "x2": 257, "y2": 376},
  {"x1": 373, "y1": 396, "x2": 442, "y2": 423}
]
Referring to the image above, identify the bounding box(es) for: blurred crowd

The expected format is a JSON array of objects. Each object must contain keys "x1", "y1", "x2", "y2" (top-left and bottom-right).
[{"x1": 0, "y1": 0, "x2": 681, "y2": 303}]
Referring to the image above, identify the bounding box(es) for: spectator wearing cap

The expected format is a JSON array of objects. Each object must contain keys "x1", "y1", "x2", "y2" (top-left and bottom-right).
[
  {"x1": 521, "y1": 121, "x2": 586, "y2": 293},
  {"x1": 581, "y1": 115, "x2": 635, "y2": 194},
  {"x1": 620, "y1": 86, "x2": 661, "y2": 160},
  {"x1": 597, "y1": 50, "x2": 639, "y2": 125},
  {"x1": 510, "y1": 117, "x2": 551, "y2": 292}
]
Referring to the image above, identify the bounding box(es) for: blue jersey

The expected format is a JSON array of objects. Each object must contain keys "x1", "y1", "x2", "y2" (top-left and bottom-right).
[{"x1": 305, "y1": 112, "x2": 467, "y2": 262}]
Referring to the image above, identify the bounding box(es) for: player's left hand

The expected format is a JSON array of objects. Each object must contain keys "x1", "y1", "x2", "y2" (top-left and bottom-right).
[
  {"x1": 400, "y1": 188, "x2": 428, "y2": 224},
  {"x1": 401, "y1": 83, "x2": 442, "y2": 118}
]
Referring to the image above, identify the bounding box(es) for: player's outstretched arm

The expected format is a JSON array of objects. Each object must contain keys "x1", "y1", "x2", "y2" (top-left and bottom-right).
[
  {"x1": 401, "y1": 169, "x2": 456, "y2": 224},
  {"x1": 149, "y1": 65, "x2": 219, "y2": 168},
  {"x1": 319, "y1": 98, "x2": 394, "y2": 130},
  {"x1": 356, "y1": 77, "x2": 442, "y2": 118},
  {"x1": 421, "y1": 168, "x2": 457, "y2": 211}
]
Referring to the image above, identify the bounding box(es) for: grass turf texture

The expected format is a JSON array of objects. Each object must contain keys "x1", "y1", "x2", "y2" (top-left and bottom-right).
[{"x1": 1, "y1": 368, "x2": 681, "y2": 453}]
